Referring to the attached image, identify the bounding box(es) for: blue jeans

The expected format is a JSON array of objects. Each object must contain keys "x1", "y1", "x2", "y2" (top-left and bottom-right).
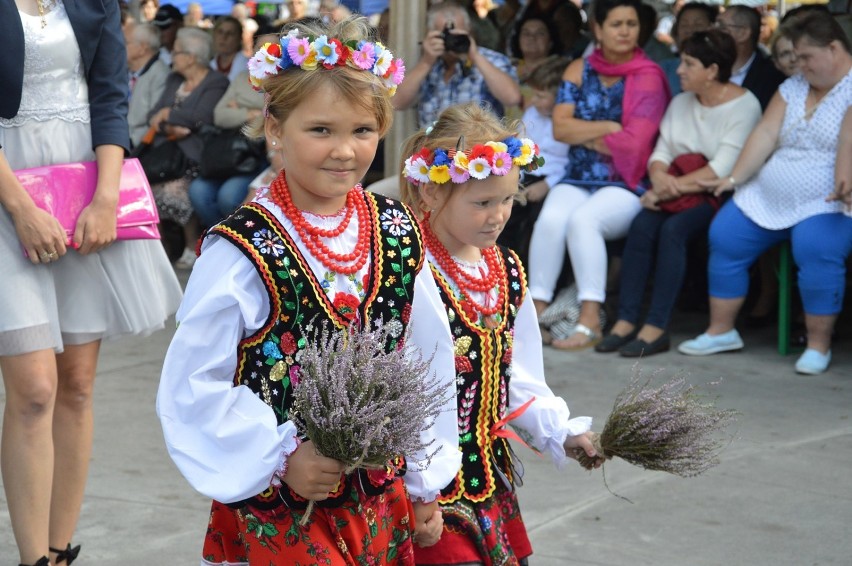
[
  {"x1": 708, "y1": 201, "x2": 852, "y2": 315},
  {"x1": 188, "y1": 174, "x2": 256, "y2": 228},
  {"x1": 617, "y1": 203, "x2": 717, "y2": 329}
]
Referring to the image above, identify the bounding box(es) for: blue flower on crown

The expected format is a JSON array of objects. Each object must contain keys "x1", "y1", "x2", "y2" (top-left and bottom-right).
[
  {"x1": 314, "y1": 35, "x2": 340, "y2": 66},
  {"x1": 277, "y1": 36, "x2": 294, "y2": 69},
  {"x1": 432, "y1": 149, "x2": 451, "y2": 167},
  {"x1": 503, "y1": 136, "x2": 522, "y2": 158}
]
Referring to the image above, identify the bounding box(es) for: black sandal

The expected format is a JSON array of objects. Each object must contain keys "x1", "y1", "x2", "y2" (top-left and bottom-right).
[
  {"x1": 19, "y1": 557, "x2": 49, "y2": 566},
  {"x1": 50, "y1": 544, "x2": 81, "y2": 565}
]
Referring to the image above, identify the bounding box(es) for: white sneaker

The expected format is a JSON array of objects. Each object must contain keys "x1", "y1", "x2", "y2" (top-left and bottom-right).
[
  {"x1": 794, "y1": 349, "x2": 831, "y2": 375},
  {"x1": 175, "y1": 247, "x2": 197, "y2": 270},
  {"x1": 678, "y1": 329, "x2": 744, "y2": 356}
]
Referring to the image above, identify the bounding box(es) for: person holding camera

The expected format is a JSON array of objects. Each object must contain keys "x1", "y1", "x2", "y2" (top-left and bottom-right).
[{"x1": 393, "y1": 0, "x2": 521, "y2": 128}]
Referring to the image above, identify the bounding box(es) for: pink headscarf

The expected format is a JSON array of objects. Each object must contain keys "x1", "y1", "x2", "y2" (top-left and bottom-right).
[{"x1": 588, "y1": 48, "x2": 671, "y2": 190}]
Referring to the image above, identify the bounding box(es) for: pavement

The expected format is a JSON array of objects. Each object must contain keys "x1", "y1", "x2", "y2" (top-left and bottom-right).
[{"x1": 2, "y1": 272, "x2": 851, "y2": 566}]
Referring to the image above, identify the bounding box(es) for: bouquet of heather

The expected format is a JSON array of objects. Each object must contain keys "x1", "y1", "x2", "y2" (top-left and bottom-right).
[
  {"x1": 575, "y1": 371, "x2": 737, "y2": 494},
  {"x1": 290, "y1": 319, "x2": 450, "y2": 522}
]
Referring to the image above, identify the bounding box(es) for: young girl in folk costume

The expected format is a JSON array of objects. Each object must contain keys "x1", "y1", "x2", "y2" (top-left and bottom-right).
[
  {"x1": 156, "y1": 17, "x2": 462, "y2": 565},
  {"x1": 399, "y1": 103, "x2": 602, "y2": 566}
]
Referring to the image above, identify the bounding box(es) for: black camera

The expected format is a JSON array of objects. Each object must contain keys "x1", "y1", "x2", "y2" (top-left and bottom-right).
[{"x1": 441, "y1": 23, "x2": 471, "y2": 54}]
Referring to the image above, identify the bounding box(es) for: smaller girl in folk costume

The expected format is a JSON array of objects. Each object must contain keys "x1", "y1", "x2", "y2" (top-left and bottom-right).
[
  {"x1": 157, "y1": 17, "x2": 462, "y2": 565},
  {"x1": 400, "y1": 103, "x2": 603, "y2": 566}
]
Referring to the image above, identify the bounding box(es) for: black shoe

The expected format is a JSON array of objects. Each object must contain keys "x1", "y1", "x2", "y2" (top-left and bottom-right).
[
  {"x1": 20, "y1": 558, "x2": 49, "y2": 566},
  {"x1": 50, "y1": 544, "x2": 81, "y2": 565},
  {"x1": 619, "y1": 333, "x2": 670, "y2": 357},
  {"x1": 595, "y1": 330, "x2": 638, "y2": 353}
]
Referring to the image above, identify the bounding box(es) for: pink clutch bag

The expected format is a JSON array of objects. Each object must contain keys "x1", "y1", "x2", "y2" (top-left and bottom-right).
[{"x1": 14, "y1": 158, "x2": 160, "y2": 248}]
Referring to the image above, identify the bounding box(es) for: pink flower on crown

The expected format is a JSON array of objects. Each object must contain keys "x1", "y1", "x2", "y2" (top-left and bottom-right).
[
  {"x1": 491, "y1": 151, "x2": 512, "y2": 175},
  {"x1": 288, "y1": 36, "x2": 311, "y2": 66},
  {"x1": 384, "y1": 58, "x2": 405, "y2": 86},
  {"x1": 352, "y1": 42, "x2": 376, "y2": 70}
]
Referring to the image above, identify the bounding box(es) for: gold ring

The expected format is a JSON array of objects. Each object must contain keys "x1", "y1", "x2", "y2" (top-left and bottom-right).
[
  {"x1": 39, "y1": 251, "x2": 51, "y2": 261},
  {"x1": 48, "y1": 251, "x2": 58, "y2": 258}
]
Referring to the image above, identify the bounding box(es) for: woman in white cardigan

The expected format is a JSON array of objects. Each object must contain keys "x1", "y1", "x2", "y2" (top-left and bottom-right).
[{"x1": 597, "y1": 29, "x2": 761, "y2": 357}]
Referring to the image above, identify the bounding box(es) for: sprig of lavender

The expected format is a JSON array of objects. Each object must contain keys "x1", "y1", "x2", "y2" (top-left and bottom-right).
[
  {"x1": 576, "y1": 369, "x2": 738, "y2": 483},
  {"x1": 291, "y1": 319, "x2": 450, "y2": 472}
]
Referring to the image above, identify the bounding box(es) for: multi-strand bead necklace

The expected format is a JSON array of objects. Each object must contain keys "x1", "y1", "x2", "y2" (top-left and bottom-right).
[{"x1": 268, "y1": 174, "x2": 370, "y2": 275}]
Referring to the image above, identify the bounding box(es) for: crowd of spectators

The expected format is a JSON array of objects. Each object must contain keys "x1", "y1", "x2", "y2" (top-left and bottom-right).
[{"x1": 115, "y1": 0, "x2": 851, "y2": 374}]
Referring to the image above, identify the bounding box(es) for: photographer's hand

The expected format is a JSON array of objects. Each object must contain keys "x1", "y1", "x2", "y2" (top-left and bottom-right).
[{"x1": 421, "y1": 29, "x2": 444, "y2": 65}]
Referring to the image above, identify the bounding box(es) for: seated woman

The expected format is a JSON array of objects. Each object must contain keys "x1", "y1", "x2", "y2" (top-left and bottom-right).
[
  {"x1": 146, "y1": 27, "x2": 229, "y2": 267},
  {"x1": 527, "y1": 0, "x2": 670, "y2": 350},
  {"x1": 596, "y1": 29, "x2": 761, "y2": 357},
  {"x1": 679, "y1": 11, "x2": 852, "y2": 375},
  {"x1": 210, "y1": 16, "x2": 248, "y2": 83},
  {"x1": 187, "y1": 33, "x2": 275, "y2": 236}
]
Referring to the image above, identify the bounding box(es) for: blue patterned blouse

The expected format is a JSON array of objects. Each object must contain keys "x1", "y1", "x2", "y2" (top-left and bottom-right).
[{"x1": 556, "y1": 60, "x2": 647, "y2": 193}]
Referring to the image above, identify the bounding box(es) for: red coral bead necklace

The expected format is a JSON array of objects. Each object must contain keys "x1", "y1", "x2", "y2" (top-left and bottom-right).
[
  {"x1": 422, "y1": 217, "x2": 505, "y2": 322},
  {"x1": 269, "y1": 173, "x2": 370, "y2": 275}
]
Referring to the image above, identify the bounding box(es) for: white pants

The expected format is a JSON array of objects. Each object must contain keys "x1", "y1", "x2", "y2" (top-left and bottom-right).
[{"x1": 528, "y1": 183, "x2": 641, "y2": 304}]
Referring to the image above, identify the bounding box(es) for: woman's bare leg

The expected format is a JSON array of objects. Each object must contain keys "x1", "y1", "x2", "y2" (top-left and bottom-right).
[
  {"x1": 1, "y1": 350, "x2": 58, "y2": 564},
  {"x1": 49, "y1": 341, "x2": 100, "y2": 560}
]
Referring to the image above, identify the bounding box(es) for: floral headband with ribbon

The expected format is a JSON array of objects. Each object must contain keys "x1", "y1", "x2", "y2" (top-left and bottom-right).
[
  {"x1": 247, "y1": 29, "x2": 405, "y2": 95},
  {"x1": 404, "y1": 136, "x2": 544, "y2": 185}
]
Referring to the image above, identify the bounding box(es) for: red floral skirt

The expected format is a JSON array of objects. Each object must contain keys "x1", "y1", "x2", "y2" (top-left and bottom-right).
[
  {"x1": 202, "y1": 478, "x2": 416, "y2": 565},
  {"x1": 413, "y1": 486, "x2": 532, "y2": 565}
]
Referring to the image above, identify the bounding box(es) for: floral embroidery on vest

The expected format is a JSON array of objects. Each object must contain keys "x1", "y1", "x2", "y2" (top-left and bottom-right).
[
  {"x1": 207, "y1": 193, "x2": 423, "y2": 512},
  {"x1": 430, "y1": 247, "x2": 526, "y2": 504}
]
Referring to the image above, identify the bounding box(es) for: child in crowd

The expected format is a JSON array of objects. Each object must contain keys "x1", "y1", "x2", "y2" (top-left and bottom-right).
[
  {"x1": 156, "y1": 17, "x2": 462, "y2": 564},
  {"x1": 399, "y1": 103, "x2": 602, "y2": 565},
  {"x1": 498, "y1": 54, "x2": 571, "y2": 267}
]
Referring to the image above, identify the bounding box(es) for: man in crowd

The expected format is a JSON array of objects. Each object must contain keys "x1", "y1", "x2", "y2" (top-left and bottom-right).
[
  {"x1": 717, "y1": 4, "x2": 786, "y2": 110},
  {"x1": 152, "y1": 3, "x2": 183, "y2": 66},
  {"x1": 393, "y1": 0, "x2": 521, "y2": 128}
]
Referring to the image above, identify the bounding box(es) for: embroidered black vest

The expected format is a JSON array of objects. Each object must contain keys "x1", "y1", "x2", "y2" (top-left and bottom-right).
[
  {"x1": 430, "y1": 246, "x2": 527, "y2": 504},
  {"x1": 208, "y1": 192, "x2": 424, "y2": 512}
]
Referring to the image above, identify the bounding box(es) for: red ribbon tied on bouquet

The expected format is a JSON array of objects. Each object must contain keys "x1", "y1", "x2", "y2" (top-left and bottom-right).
[{"x1": 490, "y1": 397, "x2": 542, "y2": 456}]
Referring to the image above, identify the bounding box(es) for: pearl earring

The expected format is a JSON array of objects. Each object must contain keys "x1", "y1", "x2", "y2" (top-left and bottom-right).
[{"x1": 271, "y1": 140, "x2": 277, "y2": 146}]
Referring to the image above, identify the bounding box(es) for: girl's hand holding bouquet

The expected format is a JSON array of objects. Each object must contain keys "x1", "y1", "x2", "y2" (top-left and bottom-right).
[{"x1": 282, "y1": 440, "x2": 346, "y2": 501}]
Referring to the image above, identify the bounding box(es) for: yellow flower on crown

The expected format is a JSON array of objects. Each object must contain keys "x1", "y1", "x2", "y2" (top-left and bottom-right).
[
  {"x1": 484, "y1": 141, "x2": 508, "y2": 153},
  {"x1": 513, "y1": 139, "x2": 535, "y2": 166},
  {"x1": 428, "y1": 164, "x2": 451, "y2": 184},
  {"x1": 300, "y1": 48, "x2": 319, "y2": 70}
]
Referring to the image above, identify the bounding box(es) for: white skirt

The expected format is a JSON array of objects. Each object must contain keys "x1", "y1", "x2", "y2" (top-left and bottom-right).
[{"x1": 0, "y1": 116, "x2": 183, "y2": 355}]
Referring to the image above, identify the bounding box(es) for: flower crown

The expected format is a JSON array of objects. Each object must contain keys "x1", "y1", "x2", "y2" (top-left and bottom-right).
[
  {"x1": 247, "y1": 29, "x2": 405, "y2": 95},
  {"x1": 404, "y1": 137, "x2": 544, "y2": 185}
]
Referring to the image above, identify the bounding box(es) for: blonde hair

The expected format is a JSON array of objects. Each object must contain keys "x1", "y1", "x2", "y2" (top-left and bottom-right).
[
  {"x1": 399, "y1": 103, "x2": 521, "y2": 217},
  {"x1": 245, "y1": 16, "x2": 394, "y2": 139}
]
